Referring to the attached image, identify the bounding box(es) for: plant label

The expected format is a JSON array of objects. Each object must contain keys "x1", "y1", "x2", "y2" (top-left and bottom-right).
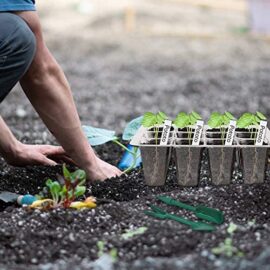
[
  {"x1": 192, "y1": 120, "x2": 204, "y2": 145},
  {"x1": 225, "y1": 120, "x2": 236, "y2": 146},
  {"x1": 255, "y1": 121, "x2": 267, "y2": 146},
  {"x1": 130, "y1": 126, "x2": 148, "y2": 146},
  {"x1": 160, "y1": 120, "x2": 172, "y2": 145}
]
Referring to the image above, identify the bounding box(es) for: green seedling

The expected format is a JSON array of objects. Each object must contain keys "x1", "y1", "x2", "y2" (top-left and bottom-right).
[
  {"x1": 97, "y1": 240, "x2": 118, "y2": 262},
  {"x1": 122, "y1": 226, "x2": 148, "y2": 240},
  {"x1": 237, "y1": 111, "x2": 267, "y2": 139},
  {"x1": 173, "y1": 111, "x2": 202, "y2": 144},
  {"x1": 207, "y1": 111, "x2": 236, "y2": 144},
  {"x1": 83, "y1": 116, "x2": 143, "y2": 174},
  {"x1": 41, "y1": 164, "x2": 86, "y2": 208},
  {"x1": 212, "y1": 222, "x2": 244, "y2": 257},
  {"x1": 141, "y1": 111, "x2": 168, "y2": 145}
]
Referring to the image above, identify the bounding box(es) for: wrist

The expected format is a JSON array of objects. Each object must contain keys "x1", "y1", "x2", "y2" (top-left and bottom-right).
[{"x1": 1, "y1": 140, "x2": 22, "y2": 162}]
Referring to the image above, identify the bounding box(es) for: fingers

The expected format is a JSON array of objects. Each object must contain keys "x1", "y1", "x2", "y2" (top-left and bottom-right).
[
  {"x1": 113, "y1": 167, "x2": 122, "y2": 177},
  {"x1": 39, "y1": 145, "x2": 66, "y2": 156},
  {"x1": 48, "y1": 154, "x2": 77, "y2": 166},
  {"x1": 39, "y1": 156, "x2": 58, "y2": 166}
]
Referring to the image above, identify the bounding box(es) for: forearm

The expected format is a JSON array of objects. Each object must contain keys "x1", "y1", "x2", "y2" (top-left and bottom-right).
[
  {"x1": 20, "y1": 47, "x2": 97, "y2": 170},
  {"x1": 0, "y1": 116, "x2": 20, "y2": 160}
]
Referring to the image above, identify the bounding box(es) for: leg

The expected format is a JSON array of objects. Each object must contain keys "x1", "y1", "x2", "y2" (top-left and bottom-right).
[{"x1": 0, "y1": 13, "x2": 36, "y2": 103}]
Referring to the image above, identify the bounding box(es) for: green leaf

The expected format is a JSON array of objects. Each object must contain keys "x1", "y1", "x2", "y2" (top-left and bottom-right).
[
  {"x1": 63, "y1": 164, "x2": 71, "y2": 180},
  {"x1": 224, "y1": 111, "x2": 235, "y2": 120},
  {"x1": 224, "y1": 238, "x2": 233, "y2": 246},
  {"x1": 122, "y1": 227, "x2": 148, "y2": 240},
  {"x1": 74, "y1": 186, "x2": 86, "y2": 197},
  {"x1": 46, "y1": 179, "x2": 53, "y2": 188},
  {"x1": 176, "y1": 112, "x2": 188, "y2": 119},
  {"x1": 208, "y1": 112, "x2": 222, "y2": 128},
  {"x1": 83, "y1": 125, "x2": 117, "y2": 146},
  {"x1": 191, "y1": 111, "x2": 202, "y2": 120},
  {"x1": 51, "y1": 181, "x2": 61, "y2": 195},
  {"x1": 222, "y1": 115, "x2": 231, "y2": 126},
  {"x1": 158, "y1": 111, "x2": 168, "y2": 120},
  {"x1": 227, "y1": 223, "x2": 238, "y2": 235},
  {"x1": 122, "y1": 116, "x2": 143, "y2": 141},
  {"x1": 97, "y1": 241, "x2": 105, "y2": 257},
  {"x1": 189, "y1": 114, "x2": 198, "y2": 126},
  {"x1": 173, "y1": 112, "x2": 189, "y2": 128},
  {"x1": 71, "y1": 169, "x2": 86, "y2": 182},
  {"x1": 156, "y1": 114, "x2": 164, "y2": 125},
  {"x1": 256, "y1": 111, "x2": 267, "y2": 120},
  {"x1": 255, "y1": 116, "x2": 261, "y2": 124},
  {"x1": 236, "y1": 113, "x2": 254, "y2": 128},
  {"x1": 68, "y1": 190, "x2": 73, "y2": 199},
  {"x1": 61, "y1": 185, "x2": 67, "y2": 194},
  {"x1": 109, "y1": 248, "x2": 118, "y2": 261},
  {"x1": 141, "y1": 112, "x2": 156, "y2": 127}
]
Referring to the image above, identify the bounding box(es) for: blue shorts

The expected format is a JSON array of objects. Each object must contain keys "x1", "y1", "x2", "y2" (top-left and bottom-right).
[{"x1": 0, "y1": 12, "x2": 36, "y2": 103}]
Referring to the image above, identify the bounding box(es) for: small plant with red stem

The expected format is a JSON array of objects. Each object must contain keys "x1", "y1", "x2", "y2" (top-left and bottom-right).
[{"x1": 42, "y1": 164, "x2": 87, "y2": 208}]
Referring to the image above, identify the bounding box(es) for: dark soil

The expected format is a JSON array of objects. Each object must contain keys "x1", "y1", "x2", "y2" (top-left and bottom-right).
[{"x1": 0, "y1": 141, "x2": 270, "y2": 270}]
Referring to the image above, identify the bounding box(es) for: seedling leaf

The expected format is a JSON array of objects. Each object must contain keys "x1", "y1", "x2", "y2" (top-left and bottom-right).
[
  {"x1": 75, "y1": 186, "x2": 86, "y2": 197},
  {"x1": 83, "y1": 125, "x2": 117, "y2": 146},
  {"x1": 141, "y1": 112, "x2": 156, "y2": 127},
  {"x1": 158, "y1": 111, "x2": 168, "y2": 120},
  {"x1": 71, "y1": 170, "x2": 86, "y2": 182},
  {"x1": 191, "y1": 111, "x2": 202, "y2": 120},
  {"x1": 227, "y1": 222, "x2": 238, "y2": 235},
  {"x1": 173, "y1": 112, "x2": 189, "y2": 128},
  {"x1": 109, "y1": 248, "x2": 118, "y2": 261},
  {"x1": 256, "y1": 111, "x2": 267, "y2": 120},
  {"x1": 122, "y1": 116, "x2": 143, "y2": 141},
  {"x1": 51, "y1": 181, "x2": 61, "y2": 194},
  {"x1": 225, "y1": 111, "x2": 235, "y2": 120},
  {"x1": 208, "y1": 112, "x2": 222, "y2": 128},
  {"x1": 63, "y1": 164, "x2": 71, "y2": 180},
  {"x1": 97, "y1": 241, "x2": 105, "y2": 257},
  {"x1": 122, "y1": 227, "x2": 148, "y2": 240},
  {"x1": 189, "y1": 114, "x2": 198, "y2": 126},
  {"x1": 237, "y1": 113, "x2": 255, "y2": 128}
]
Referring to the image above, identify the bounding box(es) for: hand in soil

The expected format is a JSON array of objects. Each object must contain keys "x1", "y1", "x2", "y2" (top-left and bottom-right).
[
  {"x1": 6, "y1": 143, "x2": 73, "y2": 166},
  {"x1": 87, "y1": 157, "x2": 122, "y2": 181}
]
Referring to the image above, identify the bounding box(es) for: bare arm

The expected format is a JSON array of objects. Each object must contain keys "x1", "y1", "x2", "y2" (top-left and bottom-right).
[
  {"x1": 0, "y1": 116, "x2": 66, "y2": 166},
  {"x1": 12, "y1": 11, "x2": 121, "y2": 180}
]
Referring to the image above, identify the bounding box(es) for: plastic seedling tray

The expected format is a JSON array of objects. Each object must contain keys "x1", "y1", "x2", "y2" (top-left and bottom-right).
[
  {"x1": 131, "y1": 125, "x2": 173, "y2": 186},
  {"x1": 205, "y1": 126, "x2": 236, "y2": 185},
  {"x1": 131, "y1": 123, "x2": 270, "y2": 187},
  {"x1": 235, "y1": 127, "x2": 270, "y2": 184},
  {"x1": 174, "y1": 125, "x2": 204, "y2": 187}
]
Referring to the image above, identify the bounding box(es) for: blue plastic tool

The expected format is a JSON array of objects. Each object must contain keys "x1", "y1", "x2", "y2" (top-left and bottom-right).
[
  {"x1": 0, "y1": 192, "x2": 37, "y2": 206},
  {"x1": 118, "y1": 144, "x2": 142, "y2": 170},
  {"x1": 17, "y1": 195, "x2": 37, "y2": 206}
]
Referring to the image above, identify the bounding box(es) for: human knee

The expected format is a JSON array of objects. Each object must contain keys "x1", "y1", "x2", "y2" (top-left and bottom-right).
[
  {"x1": 14, "y1": 22, "x2": 36, "y2": 61},
  {"x1": 0, "y1": 14, "x2": 37, "y2": 64}
]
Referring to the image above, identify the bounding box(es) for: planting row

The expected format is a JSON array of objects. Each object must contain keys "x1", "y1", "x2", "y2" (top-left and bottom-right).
[{"x1": 131, "y1": 111, "x2": 269, "y2": 186}]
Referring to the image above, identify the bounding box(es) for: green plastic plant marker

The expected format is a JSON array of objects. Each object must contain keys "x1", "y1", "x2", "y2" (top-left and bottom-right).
[
  {"x1": 145, "y1": 205, "x2": 215, "y2": 232},
  {"x1": 157, "y1": 196, "x2": 224, "y2": 225}
]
